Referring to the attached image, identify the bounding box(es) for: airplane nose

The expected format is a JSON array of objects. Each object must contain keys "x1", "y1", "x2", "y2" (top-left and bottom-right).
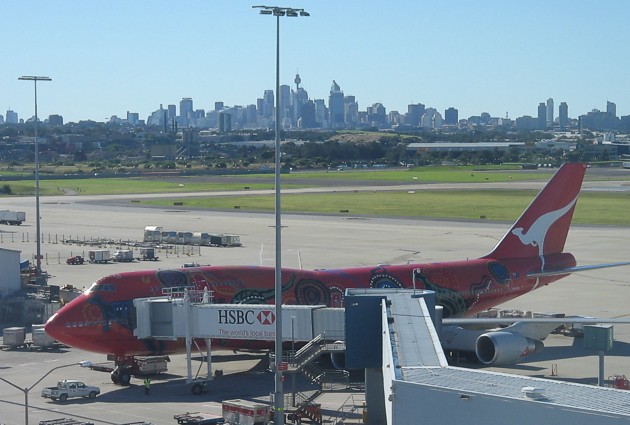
[{"x1": 45, "y1": 294, "x2": 102, "y2": 349}]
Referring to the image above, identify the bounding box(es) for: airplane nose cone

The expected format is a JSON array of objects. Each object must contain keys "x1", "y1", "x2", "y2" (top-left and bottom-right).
[{"x1": 45, "y1": 293, "x2": 103, "y2": 350}]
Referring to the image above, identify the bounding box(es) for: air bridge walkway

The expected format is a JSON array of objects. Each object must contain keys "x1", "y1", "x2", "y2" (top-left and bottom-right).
[{"x1": 133, "y1": 289, "x2": 347, "y2": 424}]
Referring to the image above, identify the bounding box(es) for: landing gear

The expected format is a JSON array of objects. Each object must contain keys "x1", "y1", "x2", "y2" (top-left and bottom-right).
[{"x1": 111, "y1": 367, "x2": 132, "y2": 386}]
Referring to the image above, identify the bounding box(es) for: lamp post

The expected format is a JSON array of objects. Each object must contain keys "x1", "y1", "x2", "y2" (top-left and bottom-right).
[
  {"x1": 252, "y1": 6, "x2": 309, "y2": 424},
  {"x1": 0, "y1": 360, "x2": 91, "y2": 425},
  {"x1": 18, "y1": 75, "x2": 52, "y2": 285}
]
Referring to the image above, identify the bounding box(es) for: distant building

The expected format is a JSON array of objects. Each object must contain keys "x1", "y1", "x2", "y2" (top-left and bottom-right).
[
  {"x1": 48, "y1": 114, "x2": 64, "y2": 126},
  {"x1": 607, "y1": 101, "x2": 616, "y2": 117},
  {"x1": 218, "y1": 111, "x2": 232, "y2": 133},
  {"x1": 126, "y1": 112, "x2": 139, "y2": 125},
  {"x1": 537, "y1": 102, "x2": 546, "y2": 129},
  {"x1": 328, "y1": 80, "x2": 345, "y2": 129},
  {"x1": 546, "y1": 98, "x2": 554, "y2": 125},
  {"x1": 559, "y1": 102, "x2": 569, "y2": 128},
  {"x1": 421, "y1": 108, "x2": 443, "y2": 129},
  {"x1": 6, "y1": 110, "x2": 18, "y2": 124},
  {"x1": 179, "y1": 98, "x2": 193, "y2": 127},
  {"x1": 344, "y1": 95, "x2": 358, "y2": 127},
  {"x1": 579, "y1": 109, "x2": 620, "y2": 131},
  {"x1": 262, "y1": 90, "x2": 274, "y2": 119},
  {"x1": 444, "y1": 107, "x2": 458, "y2": 125},
  {"x1": 367, "y1": 103, "x2": 387, "y2": 127},
  {"x1": 406, "y1": 103, "x2": 425, "y2": 127}
]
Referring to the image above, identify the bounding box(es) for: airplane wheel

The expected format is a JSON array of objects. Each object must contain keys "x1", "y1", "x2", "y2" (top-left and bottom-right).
[
  {"x1": 191, "y1": 383, "x2": 203, "y2": 395},
  {"x1": 118, "y1": 371, "x2": 131, "y2": 386}
]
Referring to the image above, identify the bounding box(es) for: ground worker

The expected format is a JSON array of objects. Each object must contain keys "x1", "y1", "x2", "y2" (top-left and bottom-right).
[{"x1": 144, "y1": 377, "x2": 151, "y2": 395}]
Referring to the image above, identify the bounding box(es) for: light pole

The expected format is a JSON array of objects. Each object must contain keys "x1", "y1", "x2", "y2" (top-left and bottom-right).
[
  {"x1": 252, "y1": 6, "x2": 309, "y2": 424},
  {"x1": 18, "y1": 75, "x2": 52, "y2": 285},
  {"x1": 0, "y1": 360, "x2": 91, "y2": 425}
]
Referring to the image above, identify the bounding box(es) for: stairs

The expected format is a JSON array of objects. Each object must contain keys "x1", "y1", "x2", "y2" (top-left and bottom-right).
[{"x1": 271, "y1": 334, "x2": 349, "y2": 425}]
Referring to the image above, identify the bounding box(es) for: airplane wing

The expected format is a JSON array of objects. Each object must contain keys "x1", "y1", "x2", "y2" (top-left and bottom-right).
[
  {"x1": 526, "y1": 261, "x2": 630, "y2": 278},
  {"x1": 440, "y1": 317, "x2": 630, "y2": 366}
]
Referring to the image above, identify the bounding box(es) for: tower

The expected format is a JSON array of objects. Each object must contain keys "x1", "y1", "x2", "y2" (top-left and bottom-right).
[
  {"x1": 537, "y1": 102, "x2": 547, "y2": 129},
  {"x1": 559, "y1": 102, "x2": 568, "y2": 128},
  {"x1": 546, "y1": 98, "x2": 554, "y2": 126}
]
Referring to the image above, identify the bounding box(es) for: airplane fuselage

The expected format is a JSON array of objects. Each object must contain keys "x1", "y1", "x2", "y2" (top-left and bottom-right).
[{"x1": 46, "y1": 253, "x2": 575, "y2": 357}]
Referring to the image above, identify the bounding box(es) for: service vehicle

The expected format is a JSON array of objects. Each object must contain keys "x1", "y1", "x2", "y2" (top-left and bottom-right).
[
  {"x1": 140, "y1": 247, "x2": 159, "y2": 261},
  {"x1": 0, "y1": 210, "x2": 25, "y2": 225},
  {"x1": 41, "y1": 380, "x2": 100, "y2": 402},
  {"x1": 112, "y1": 249, "x2": 134, "y2": 262},
  {"x1": 88, "y1": 249, "x2": 111, "y2": 263},
  {"x1": 66, "y1": 255, "x2": 85, "y2": 265},
  {"x1": 88, "y1": 355, "x2": 169, "y2": 385}
]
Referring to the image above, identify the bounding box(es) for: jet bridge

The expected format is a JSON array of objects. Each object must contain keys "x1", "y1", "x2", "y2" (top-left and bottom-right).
[{"x1": 133, "y1": 290, "x2": 345, "y2": 384}]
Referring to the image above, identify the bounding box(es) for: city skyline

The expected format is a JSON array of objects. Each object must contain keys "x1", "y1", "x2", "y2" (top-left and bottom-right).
[{"x1": 3, "y1": 1, "x2": 630, "y2": 123}]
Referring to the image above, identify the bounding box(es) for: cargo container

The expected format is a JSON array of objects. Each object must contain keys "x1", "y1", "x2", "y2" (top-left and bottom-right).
[
  {"x1": 0, "y1": 210, "x2": 25, "y2": 225},
  {"x1": 222, "y1": 399, "x2": 270, "y2": 425},
  {"x1": 140, "y1": 247, "x2": 159, "y2": 261},
  {"x1": 210, "y1": 234, "x2": 242, "y2": 247},
  {"x1": 32, "y1": 323, "x2": 57, "y2": 349},
  {"x1": 2, "y1": 326, "x2": 26, "y2": 348},
  {"x1": 143, "y1": 226, "x2": 163, "y2": 242},
  {"x1": 89, "y1": 250, "x2": 111, "y2": 263},
  {"x1": 112, "y1": 249, "x2": 134, "y2": 262}
]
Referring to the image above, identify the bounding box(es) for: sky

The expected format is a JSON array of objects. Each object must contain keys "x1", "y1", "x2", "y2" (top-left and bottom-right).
[{"x1": 2, "y1": 0, "x2": 630, "y2": 124}]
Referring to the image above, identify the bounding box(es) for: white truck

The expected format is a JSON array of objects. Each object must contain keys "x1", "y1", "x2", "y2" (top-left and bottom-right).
[
  {"x1": 0, "y1": 210, "x2": 25, "y2": 225},
  {"x1": 89, "y1": 249, "x2": 111, "y2": 263},
  {"x1": 41, "y1": 380, "x2": 100, "y2": 402},
  {"x1": 112, "y1": 249, "x2": 134, "y2": 262}
]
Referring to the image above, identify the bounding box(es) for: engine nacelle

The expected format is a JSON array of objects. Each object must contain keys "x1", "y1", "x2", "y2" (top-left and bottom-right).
[{"x1": 475, "y1": 331, "x2": 544, "y2": 365}]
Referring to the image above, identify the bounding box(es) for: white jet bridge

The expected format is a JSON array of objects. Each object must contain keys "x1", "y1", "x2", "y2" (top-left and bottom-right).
[{"x1": 133, "y1": 288, "x2": 345, "y2": 384}]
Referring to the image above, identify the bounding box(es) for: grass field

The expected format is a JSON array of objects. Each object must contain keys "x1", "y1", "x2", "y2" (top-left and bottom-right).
[
  {"x1": 138, "y1": 190, "x2": 630, "y2": 226},
  {"x1": 2, "y1": 166, "x2": 628, "y2": 225}
]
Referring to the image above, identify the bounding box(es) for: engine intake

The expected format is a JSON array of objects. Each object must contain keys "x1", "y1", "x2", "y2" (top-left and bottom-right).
[{"x1": 475, "y1": 331, "x2": 543, "y2": 365}]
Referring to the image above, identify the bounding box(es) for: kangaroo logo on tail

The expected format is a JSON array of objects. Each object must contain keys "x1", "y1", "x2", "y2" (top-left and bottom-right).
[{"x1": 511, "y1": 196, "x2": 578, "y2": 271}]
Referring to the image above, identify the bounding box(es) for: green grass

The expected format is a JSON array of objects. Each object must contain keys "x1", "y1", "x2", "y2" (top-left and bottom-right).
[
  {"x1": 238, "y1": 165, "x2": 551, "y2": 183},
  {"x1": 1, "y1": 178, "x2": 286, "y2": 196},
  {"x1": 138, "y1": 190, "x2": 630, "y2": 226}
]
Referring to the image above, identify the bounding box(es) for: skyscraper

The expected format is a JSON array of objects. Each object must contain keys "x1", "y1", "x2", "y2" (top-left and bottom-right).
[
  {"x1": 263, "y1": 90, "x2": 275, "y2": 119},
  {"x1": 444, "y1": 107, "x2": 458, "y2": 125},
  {"x1": 559, "y1": 102, "x2": 568, "y2": 128},
  {"x1": 328, "y1": 80, "x2": 344, "y2": 128},
  {"x1": 607, "y1": 101, "x2": 616, "y2": 117},
  {"x1": 546, "y1": 98, "x2": 554, "y2": 125},
  {"x1": 537, "y1": 102, "x2": 547, "y2": 129},
  {"x1": 406, "y1": 103, "x2": 425, "y2": 127},
  {"x1": 179, "y1": 98, "x2": 193, "y2": 127}
]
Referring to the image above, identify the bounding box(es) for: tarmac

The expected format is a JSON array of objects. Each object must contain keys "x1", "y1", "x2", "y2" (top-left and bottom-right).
[{"x1": 0, "y1": 176, "x2": 629, "y2": 424}]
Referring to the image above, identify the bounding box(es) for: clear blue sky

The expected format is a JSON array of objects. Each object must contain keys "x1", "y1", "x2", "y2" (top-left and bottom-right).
[{"x1": 3, "y1": 1, "x2": 629, "y2": 123}]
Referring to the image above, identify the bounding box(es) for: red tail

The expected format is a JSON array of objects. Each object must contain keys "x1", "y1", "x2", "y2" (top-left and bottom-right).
[{"x1": 485, "y1": 163, "x2": 587, "y2": 260}]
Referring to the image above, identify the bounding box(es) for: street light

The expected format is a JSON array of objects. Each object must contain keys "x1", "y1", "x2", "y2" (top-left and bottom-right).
[
  {"x1": 18, "y1": 75, "x2": 52, "y2": 285},
  {"x1": 0, "y1": 360, "x2": 91, "y2": 425},
  {"x1": 253, "y1": 6, "x2": 309, "y2": 424}
]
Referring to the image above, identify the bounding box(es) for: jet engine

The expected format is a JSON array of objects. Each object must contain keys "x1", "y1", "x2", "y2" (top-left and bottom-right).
[{"x1": 475, "y1": 331, "x2": 544, "y2": 365}]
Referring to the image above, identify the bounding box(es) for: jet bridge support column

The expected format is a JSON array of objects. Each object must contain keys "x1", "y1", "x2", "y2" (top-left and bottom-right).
[{"x1": 184, "y1": 290, "x2": 193, "y2": 383}]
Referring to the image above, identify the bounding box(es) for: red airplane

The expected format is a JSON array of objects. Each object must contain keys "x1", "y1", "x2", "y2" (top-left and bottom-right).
[{"x1": 45, "y1": 163, "x2": 629, "y2": 384}]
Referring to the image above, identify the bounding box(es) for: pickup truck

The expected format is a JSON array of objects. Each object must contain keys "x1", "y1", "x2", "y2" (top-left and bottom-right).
[{"x1": 41, "y1": 379, "x2": 100, "y2": 402}]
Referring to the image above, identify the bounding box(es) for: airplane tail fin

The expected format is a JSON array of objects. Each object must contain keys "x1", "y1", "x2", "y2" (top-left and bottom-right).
[{"x1": 484, "y1": 163, "x2": 587, "y2": 260}]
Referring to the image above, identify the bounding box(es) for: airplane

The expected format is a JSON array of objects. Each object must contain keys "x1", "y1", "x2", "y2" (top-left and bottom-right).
[{"x1": 45, "y1": 162, "x2": 630, "y2": 384}]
